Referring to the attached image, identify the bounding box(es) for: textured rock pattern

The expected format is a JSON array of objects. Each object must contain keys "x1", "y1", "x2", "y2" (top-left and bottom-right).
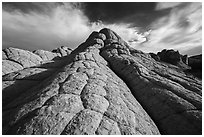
[
  {"x1": 52, "y1": 46, "x2": 72, "y2": 56},
  {"x1": 2, "y1": 47, "x2": 72, "y2": 75},
  {"x1": 2, "y1": 54, "x2": 73, "y2": 108},
  {"x1": 2, "y1": 28, "x2": 202, "y2": 135},
  {"x1": 33, "y1": 50, "x2": 60, "y2": 61}
]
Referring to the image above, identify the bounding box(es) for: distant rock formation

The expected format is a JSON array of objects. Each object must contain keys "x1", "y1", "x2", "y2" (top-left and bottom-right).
[
  {"x1": 149, "y1": 49, "x2": 201, "y2": 79},
  {"x1": 2, "y1": 28, "x2": 202, "y2": 135},
  {"x1": 157, "y1": 49, "x2": 181, "y2": 64},
  {"x1": 156, "y1": 49, "x2": 190, "y2": 69}
]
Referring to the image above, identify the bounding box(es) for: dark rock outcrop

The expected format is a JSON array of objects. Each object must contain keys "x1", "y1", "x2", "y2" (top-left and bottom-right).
[
  {"x1": 2, "y1": 28, "x2": 202, "y2": 135},
  {"x1": 154, "y1": 49, "x2": 202, "y2": 79},
  {"x1": 186, "y1": 54, "x2": 202, "y2": 79},
  {"x1": 157, "y1": 49, "x2": 181, "y2": 65},
  {"x1": 156, "y1": 49, "x2": 190, "y2": 69},
  {"x1": 182, "y1": 55, "x2": 188, "y2": 65},
  {"x1": 188, "y1": 54, "x2": 202, "y2": 70},
  {"x1": 149, "y1": 53, "x2": 160, "y2": 61}
]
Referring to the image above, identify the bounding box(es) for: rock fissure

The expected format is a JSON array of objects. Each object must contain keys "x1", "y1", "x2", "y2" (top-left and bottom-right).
[
  {"x1": 6, "y1": 58, "x2": 25, "y2": 68},
  {"x1": 60, "y1": 110, "x2": 85, "y2": 134}
]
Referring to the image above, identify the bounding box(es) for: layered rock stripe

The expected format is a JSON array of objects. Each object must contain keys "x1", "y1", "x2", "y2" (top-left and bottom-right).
[{"x1": 2, "y1": 28, "x2": 202, "y2": 135}]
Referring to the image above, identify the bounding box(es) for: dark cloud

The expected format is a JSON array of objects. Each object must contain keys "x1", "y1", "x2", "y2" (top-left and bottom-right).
[
  {"x1": 82, "y1": 2, "x2": 162, "y2": 28},
  {"x1": 83, "y1": 3, "x2": 156, "y2": 21},
  {"x1": 119, "y1": 8, "x2": 171, "y2": 31},
  {"x1": 2, "y1": 2, "x2": 171, "y2": 30}
]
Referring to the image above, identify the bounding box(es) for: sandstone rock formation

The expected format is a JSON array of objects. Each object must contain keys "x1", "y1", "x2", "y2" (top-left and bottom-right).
[
  {"x1": 156, "y1": 49, "x2": 190, "y2": 69},
  {"x1": 2, "y1": 46, "x2": 72, "y2": 75},
  {"x1": 52, "y1": 46, "x2": 72, "y2": 57},
  {"x1": 2, "y1": 28, "x2": 202, "y2": 135}
]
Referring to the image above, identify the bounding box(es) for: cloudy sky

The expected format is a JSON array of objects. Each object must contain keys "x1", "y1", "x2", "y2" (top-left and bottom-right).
[{"x1": 2, "y1": 2, "x2": 202, "y2": 56}]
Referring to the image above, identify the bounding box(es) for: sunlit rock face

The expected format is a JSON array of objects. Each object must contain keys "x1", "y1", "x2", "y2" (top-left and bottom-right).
[
  {"x1": 2, "y1": 28, "x2": 202, "y2": 135},
  {"x1": 2, "y1": 46, "x2": 72, "y2": 75}
]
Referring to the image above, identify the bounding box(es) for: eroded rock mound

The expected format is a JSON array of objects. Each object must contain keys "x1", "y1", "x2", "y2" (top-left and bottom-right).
[
  {"x1": 2, "y1": 28, "x2": 202, "y2": 135},
  {"x1": 2, "y1": 46, "x2": 72, "y2": 75},
  {"x1": 155, "y1": 49, "x2": 190, "y2": 69}
]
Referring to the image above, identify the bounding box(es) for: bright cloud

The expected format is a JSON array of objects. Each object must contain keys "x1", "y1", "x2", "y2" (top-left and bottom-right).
[
  {"x1": 3, "y1": 3, "x2": 92, "y2": 51},
  {"x1": 133, "y1": 2, "x2": 202, "y2": 56},
  {"x1": 155, "y1": 2, "x2": 182, "y2": 10}
]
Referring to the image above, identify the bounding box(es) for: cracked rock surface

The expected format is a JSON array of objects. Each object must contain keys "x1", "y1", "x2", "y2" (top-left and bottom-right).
[
  {"x1": 2, "y1": 28, "x2": 202, "y2": 135},
  {"x1": 2, "y1": 46, "x2": 72, "y2": 75}
]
